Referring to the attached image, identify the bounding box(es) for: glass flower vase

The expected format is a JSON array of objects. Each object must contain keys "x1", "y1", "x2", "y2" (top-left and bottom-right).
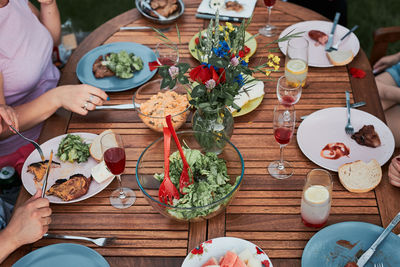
[{"x1": 191, "y1": 107, "x2": 234, "y2": 153}]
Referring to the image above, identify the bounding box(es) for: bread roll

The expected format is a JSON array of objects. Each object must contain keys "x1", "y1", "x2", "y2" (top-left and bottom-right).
[
  {"x1": 338, "y1": 159, "x2": 382, "y2": 193},
  {"x1": 89, "y1": 129, "x2": 116, "y2": 162},
  {"x1": 326, "y1": 50, "x2": 354, "y2": 66}
]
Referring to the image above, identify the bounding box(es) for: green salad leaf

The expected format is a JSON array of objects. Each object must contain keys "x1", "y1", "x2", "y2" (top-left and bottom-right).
[
  {"x1": 154, "y1": 147, "x2": 239, "y2": 220},
  {"x1": 56, "y1": 134, "x2": 90, "y2": 163},
  {"x1": 102, "y1": 50, "x2": 144, "y2": 79}
]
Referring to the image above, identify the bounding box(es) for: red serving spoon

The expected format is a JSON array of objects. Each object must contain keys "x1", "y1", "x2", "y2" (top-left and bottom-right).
[
  {"x1": 158, "y1": 127, "x2": 180, "y2": 205},
  {"x1": 166, "y1": 115, "x2": 193, "y2": 194}
]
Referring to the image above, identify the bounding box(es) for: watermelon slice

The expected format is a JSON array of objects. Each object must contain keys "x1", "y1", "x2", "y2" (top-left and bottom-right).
[
  {"x1": 202, "y1": 257, "x2": 219, "y2": 267},
  {"x1": 220, "y1": 251, "x2": 238, "y2": 267},
  {"x1": 233, "y1": 257, "x2": 247, "y2": 267}
]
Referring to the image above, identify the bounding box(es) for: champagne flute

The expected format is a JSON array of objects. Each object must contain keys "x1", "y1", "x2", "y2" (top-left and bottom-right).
[
  {"x1": 276, "y1": 76, "x2": 302, "y2": 107},
  {"x1": 268, "y1": 104, "x2": 296, "y2": 179},
  {"x1": 259, "y1": 0, "x2": 277, "y2": 37},
  {"x1": 285, "y1": 37, "x2": 309, "y2": 88},
  {"x1": 155, "y1": 42, "x2": 179, "y2": 66},
  {"x1": 101, "y1": 132, "x2": 136, "y2": 209}
]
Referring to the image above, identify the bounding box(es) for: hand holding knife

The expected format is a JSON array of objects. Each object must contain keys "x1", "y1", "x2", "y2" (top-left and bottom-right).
[{"x1": 41, "y1": 150, "x2": 53, "y2": 198}]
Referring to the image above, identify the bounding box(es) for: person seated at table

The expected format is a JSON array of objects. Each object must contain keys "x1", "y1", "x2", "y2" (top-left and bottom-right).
[
  {"x1": 373, "y1": 52, "x2": 400, "y2": 148},
  {"x1": 0, "y1": 188, "x2": 51, "y2": 264},
  {"x1": 388, "y1": 154, "x2": 400, "y2": 187},
  {"x1": 0, "y1": 0, "x2": 108, "y2": 173}
]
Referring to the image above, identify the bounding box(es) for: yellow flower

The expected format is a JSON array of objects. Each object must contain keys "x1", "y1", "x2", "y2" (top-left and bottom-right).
[
  {"x1": 274, "y1": 64, "x2": 279, "y2": 71},
  {"x1": 219, "y1": 25, "x2": 224, "y2": 31},
  {"x1": 267, "y1": 61, "x2": 274, "y2": 67},
  {"x1": 273, "y1": 56, "x2": 280, "y2": 64},
  {"x1": 244, "y1": 55, "x2": 250, "y2": 63},
  {"x1": 225, "y1": 22, "x2": 234, "y2": 32},
  {"x1": 265, "y1": 70, "x2": 271, "y2": 76},
  {"x1": 268, "y1": 54, "x2": 274, "y2": 59}
]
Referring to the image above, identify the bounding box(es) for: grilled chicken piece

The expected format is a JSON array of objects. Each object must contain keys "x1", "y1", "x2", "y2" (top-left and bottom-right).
[
  {"x1": 149, "y1": 0, "x2": 178, "y2": 18},
  {"x1": 27, "y1": 160, "x2": 61, "y2": 182},
  {"x1": 46, "y1": 174, "x2": 92, "y2": 201},
  {"x1": 92, "y1": 55, "x2": 115, "y2": 79},
  {"x1": 351, "y1": 125, "x2": 381, "y2": 148}
]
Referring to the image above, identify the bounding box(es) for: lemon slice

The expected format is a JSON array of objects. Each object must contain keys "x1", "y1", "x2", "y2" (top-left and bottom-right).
[
  {"x1": 304, "y1": 185, "x2": 329, "y2": 204},
  {"x1": 286, "y1": 59, "x2": 307, "y2": 75}
]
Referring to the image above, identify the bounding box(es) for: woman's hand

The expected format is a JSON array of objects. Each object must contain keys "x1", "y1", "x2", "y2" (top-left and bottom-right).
[
  {"x1": 373, "y1": 53, "x2": 400, "y2": 74},
  {"x1": 55, "y1": 84, "x2": 108, "y2": 115},
  {"x1": 0, "y1": 104, "x2": 18, "y2": 133},
  {"x1": 388, "y1": 155, "x2": 400, "y2": 187},
  {"x1": 5, "y1": 189, "x2": 52, "y2": 248}
]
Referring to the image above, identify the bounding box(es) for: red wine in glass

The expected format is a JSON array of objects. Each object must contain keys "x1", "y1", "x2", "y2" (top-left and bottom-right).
[
  {"x1": 301, "y1": 216, "x2": 327, "y2": 228},
  {"x1": 104, "y1": 147, "x2": 126, "y2": 175},
  {"x1": 263, "y1": 0, "x2": 276, "y2": 7},
  {"x1": 281, "y1": 95, "x2": 296, "y2": 107},
  {"x1": 274, "y1": 127, "x2": 292, "y2": 145},
  {"x1": 157, "y1": 57, "x2": 175, "y2": 66}
]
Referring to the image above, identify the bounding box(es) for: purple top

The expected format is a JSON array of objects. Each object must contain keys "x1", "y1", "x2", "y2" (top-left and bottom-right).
[{"x1": 0, "y1": 0, "x2": 60, "y2": 156}]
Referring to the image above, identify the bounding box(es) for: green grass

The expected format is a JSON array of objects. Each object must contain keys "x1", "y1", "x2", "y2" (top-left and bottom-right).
[{"x1": 36, "y1": 1, "x2": 400, "y2": 58}]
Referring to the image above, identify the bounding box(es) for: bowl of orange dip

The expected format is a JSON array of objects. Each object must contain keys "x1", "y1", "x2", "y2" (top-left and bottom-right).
[{"x1": 133, "y1": 79, "x2": 190, "y2": 132}]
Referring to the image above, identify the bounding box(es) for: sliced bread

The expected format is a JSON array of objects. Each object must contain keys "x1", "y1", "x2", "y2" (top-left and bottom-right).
[
  {"x1": 338, "y1": 159, "x2": 382, "y2": 193},
  {"x1": 89, "y1": 129, "x2": 116, "y2": 162},
  {"x1": 326, "y1": 50, "x2": 354, "y2": 66}
]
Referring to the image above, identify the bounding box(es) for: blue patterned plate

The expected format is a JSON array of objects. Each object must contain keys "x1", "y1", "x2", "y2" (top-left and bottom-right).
[
  {"x1": 302, "y1": 221, "x2": 400, "y2": 267},
  {"x1": 76, "y1": 42, "x2": 157, "y2": 92}
]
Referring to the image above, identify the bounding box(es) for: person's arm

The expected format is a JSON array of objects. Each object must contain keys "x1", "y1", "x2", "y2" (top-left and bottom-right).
[
  {"x1": 373, "y1": 52, "x2": 400, "y2": 74},
  {"x1": 0, "y1": 189, "x2": 51, "y2": 264},
  {"x1": 28, "y1": 0, "x2": 61, "y2": 46},
  {"x1": 0, "y1": 74, "x2": 108, "y2": 140},
  {"x1": 389, "y1": 155, "x2": 400, "y2": 187}
]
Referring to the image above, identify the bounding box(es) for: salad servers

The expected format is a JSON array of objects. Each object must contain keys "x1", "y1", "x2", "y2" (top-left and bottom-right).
[
  {"x1": 166, "y1": 115, "x2": 192, "y2": 194},
  {"x1": 9, "y1": 124, "x2": 45, "y2": 161},
  {"x1": 357, "y1": 212, "x2": 400, "y2": 267},
  {"x1": 158, "y1": 127, "x2": 180, "y2": 205},
  {"x1": 43, "y1": 233, "x2": 116, "y2": 247},
  {"x1": 344, "y1": 91, "x2": 355, "y2": 135}
]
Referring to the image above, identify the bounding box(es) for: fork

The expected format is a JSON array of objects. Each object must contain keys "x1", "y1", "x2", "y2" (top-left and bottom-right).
[
  {"x1": 329, "y1": 25, "x2": 359, "y2": 51},
  {"x1": 345, "y1": 91, "x2": 354, "y2": 135},
  {"x1": 9, "y1": 124, "x2": 45, "y2": 161},
  {"x1": 43, "y1": 233, "x2": 116, "y2": 247},
  {"x1": 374, "y1": 264, "x2": 384, "y2": 267}
]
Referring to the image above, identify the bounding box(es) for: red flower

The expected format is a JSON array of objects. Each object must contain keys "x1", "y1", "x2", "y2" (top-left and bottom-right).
[
  {"x1": 195, "y1": 37, "x2": 200, "y2": 45},
  {"x1": 191, "y1": 244, "x2": 204, "y2": 255},
  {"x1": 238, "y1": 50, "x2": 245, "y2": 58},
  {"x1": 244, "y1": 45, "x2": 251, "y2": 55},
  {"x1": 262, "y1": 260, "x2": 270, "y2": 267},
  {"x1": 148, "y1": 61, "x2": 160, "y2": 71},
  {"x1": 349, "y1": 67, "x2": 366, "y2": 78},
  {"x1": 189, "y1": 65, "x2": 222, "y2": 85}
]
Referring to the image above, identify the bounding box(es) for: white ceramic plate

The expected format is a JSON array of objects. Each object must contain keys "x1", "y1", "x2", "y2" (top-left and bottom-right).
[
  {"x1": 297, "y1": 108, "x2": 395, "y2": 172},
  {"x1": 197, "y1": 0, "x2": 257, "y2": 18},
  {"x1": 21, "y1": 133, "x2": 114, "y2": 204},
  {"x1": 278, "y1": 20, "x2": 360, "y2": 67},
  {"x1": 182, "y1": 237, "x2": 273, "y2": 267}
]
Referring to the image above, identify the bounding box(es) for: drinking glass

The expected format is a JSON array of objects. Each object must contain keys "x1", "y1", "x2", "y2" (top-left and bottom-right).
[
  {"x1": 268, "y1": 104, "x2": 296, "y2": 179},
  {"x1": 155, "y1": 42, "x2": 179, "y2": 66},
  {"x1": 101, "y1": 132, "x2": 136, "y2": 209},
  {"x1": 276, "y1": 76, "x2": 302, "y2": 107},
  {"x1": 259, "y1": 0, "x2": 277, "y2": 37},
  {"x1": 285, "y1": 37, "x2": 309, "y2": 88},
  {"x1": 301, "y1": 169, "x2": 333, "y2": 228}
]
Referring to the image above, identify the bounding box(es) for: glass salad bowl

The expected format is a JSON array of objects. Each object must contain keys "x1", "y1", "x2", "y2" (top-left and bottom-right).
[
  {"x1": 136, "y1": 130, "x2": 244, "y2": 222},
  {"x1": 133, "y1": 79, "x2": 190, "y2": 133}
]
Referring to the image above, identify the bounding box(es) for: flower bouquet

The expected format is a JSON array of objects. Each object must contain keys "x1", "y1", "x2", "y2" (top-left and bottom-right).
[{"x1": 151, "y1": 15, "x2": 299, "y2": 151}]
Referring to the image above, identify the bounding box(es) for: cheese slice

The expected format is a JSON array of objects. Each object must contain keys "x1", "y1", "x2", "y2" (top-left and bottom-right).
[{"x1": 91, "y1": 161, "x2": 113, "y2": 184}]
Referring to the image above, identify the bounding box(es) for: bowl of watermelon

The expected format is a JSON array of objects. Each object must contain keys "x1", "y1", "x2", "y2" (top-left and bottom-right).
[{"x1": 182, "y1": 237, "x2": 272, "y2": 267}]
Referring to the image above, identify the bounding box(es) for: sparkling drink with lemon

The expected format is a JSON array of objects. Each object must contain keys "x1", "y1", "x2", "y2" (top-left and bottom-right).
[
  {"x1": 301, "y1": 169, "x2": 332, "y2": 228},
  {"x1": 285, "y1": 38, "x2": 309, "y2": 88}
]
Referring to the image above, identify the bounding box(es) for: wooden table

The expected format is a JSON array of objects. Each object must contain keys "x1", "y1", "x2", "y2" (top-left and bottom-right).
[{"x1": 5, "y1": 1, "x2": 400, "y2": 266}]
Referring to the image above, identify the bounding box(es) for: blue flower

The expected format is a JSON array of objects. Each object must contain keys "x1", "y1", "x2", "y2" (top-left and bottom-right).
[
  {"x1": 213, "y1": 41, "x2": 231, "y2": 58},
  {"x1": 234, "y1": 74, "x2": 244, "y2": 87},
  {"x1": 240, "y1": 60, "x2": 248, "y2": 67}
]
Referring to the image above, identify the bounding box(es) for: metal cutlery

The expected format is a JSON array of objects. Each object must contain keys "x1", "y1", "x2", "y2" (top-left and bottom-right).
[
  {"x1": 96, "y1": 103, "x2": 136, "y2": 110},
  {"x1": 300, "y1": 101, "x2": 366, "y2": 120},
  {"x1": 43, "y1": 233, "x2": 116, "y2": 247},
  {"x1": 196, "y1": 13, "x2": 242, "y2": 23},
  {"x1": 41, "y1": 150, "x2": 53, "y2": 198},
  {"x1": 140, "y1": 1, "x2": 167, "y2": 20},
  {"x1": 357, "y1": 212, "x2": 400, "y2": 267},
  {"x1": 120, "y1": 26, "x2": 171, "y2": 32},
  {"x1": 9, "y1": 124, "x2": 45, "y2": 161},
  {"x1": 325, "y1": 12, "x2": 341, "y2": 51},
  {"x1": 344, "y1": 91, "x2": 354, "y2": 135},
  {"x1": 329, "y1": 25, "x2": 359, "y2": 51}
]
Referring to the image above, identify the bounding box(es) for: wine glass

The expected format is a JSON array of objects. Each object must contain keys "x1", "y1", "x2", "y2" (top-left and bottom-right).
[
  {"x1": 155, "y1": 42, "x2": 179, "y2": 66},
  {"x1": 268, "y1": 104, "x2": 296, "y2": 179},
  {"x1": 101, "y1": 132, "x2": 136, "y2": 209},
  {"x1": 276, "y1": 76, "x2": 302, "y2": 107},
  {"x1": 259, "y1": 0, "x2": 277, "y2": 37},
  {"x1": 285, "y1": 37, "x2": 309, "y2": 88}
]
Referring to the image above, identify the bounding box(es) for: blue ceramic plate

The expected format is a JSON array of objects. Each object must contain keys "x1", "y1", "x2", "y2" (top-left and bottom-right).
[
  {"x1": 76, "y1": 42, "x2": 157, "y2": 92},
  {"x1": 13, "y1": 243, "x2": 109, "y2": 267},
  {"x1": 302, "y1": 221, "x2": 400, "y2": 267}
]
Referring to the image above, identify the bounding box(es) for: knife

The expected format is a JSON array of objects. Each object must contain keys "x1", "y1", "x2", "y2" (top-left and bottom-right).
[
  {"x1": 95, "y1": 103, "x2": 138, "y2": 110},
  {"x1": 300, "y1": 101, "x2": 366, "y2": 120},
  {"x1": 356, "y1": 212, "x2": 400, "y2": 267},
  {"x1": 41, "y1": 150, "x2": 53, "y2": 198},
  {"x1": 325, "y1": 12, "x2": 341, "y2": 51},
  {"x1": 196, "y1": 13, "x2": 242, "y2": 23}
]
